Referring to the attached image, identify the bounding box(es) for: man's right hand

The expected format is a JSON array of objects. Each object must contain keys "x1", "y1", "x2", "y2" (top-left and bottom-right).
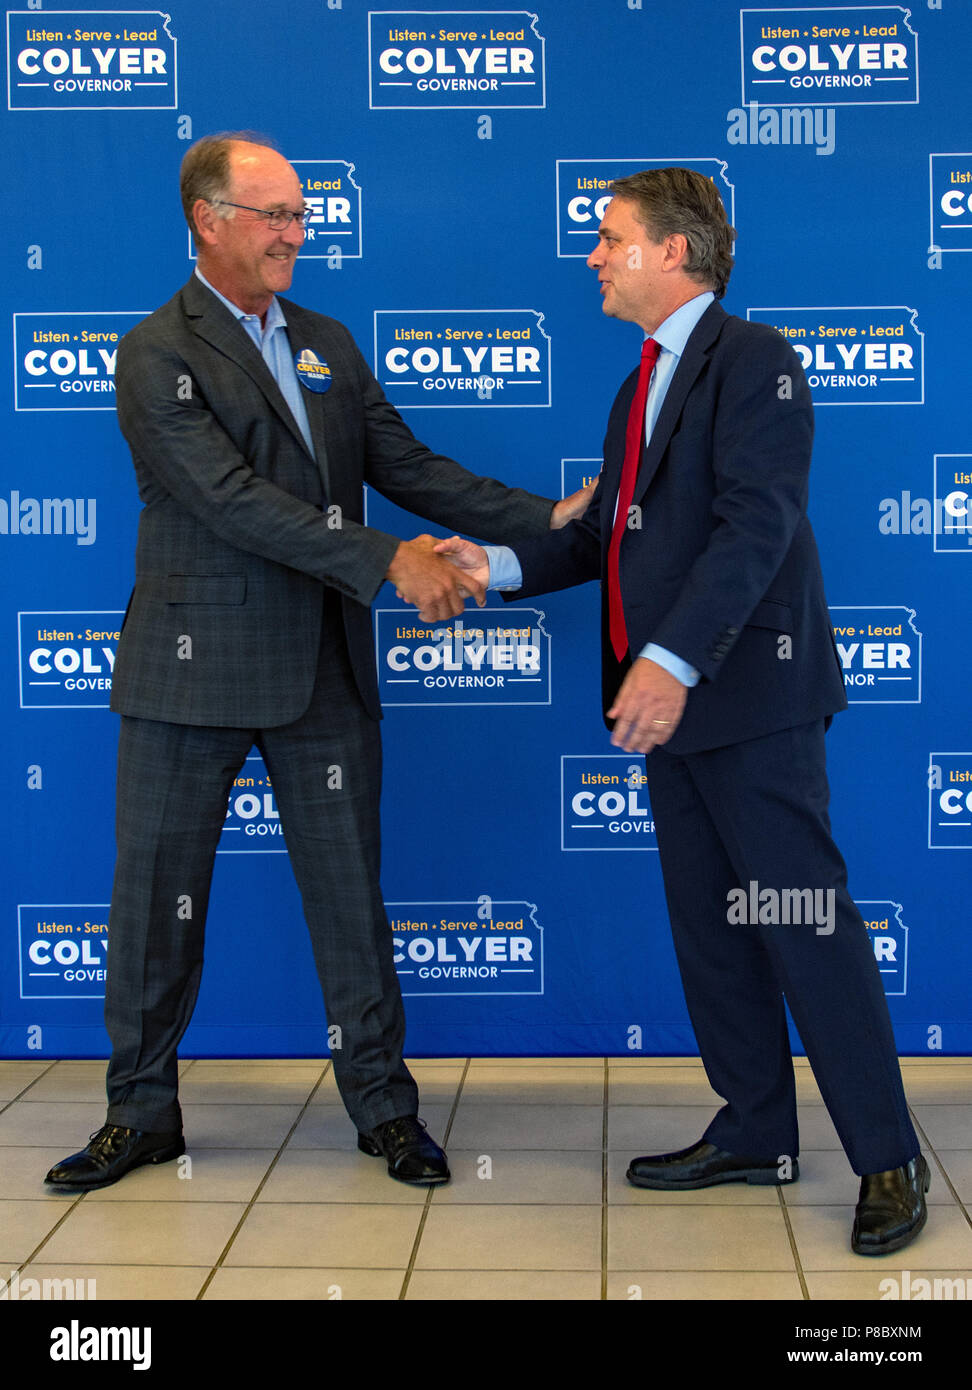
[
  {"x1": 432, "y1": 536, "x2": 491, "y2": 591},
  {"x1": 386, "y1": 534, "x2": 486, "y2": 622}
]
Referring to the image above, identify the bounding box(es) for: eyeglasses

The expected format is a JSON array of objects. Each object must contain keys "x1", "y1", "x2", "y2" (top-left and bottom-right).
[{"x1": 211, "y1": 200, "x2": 310, "y2": 230}]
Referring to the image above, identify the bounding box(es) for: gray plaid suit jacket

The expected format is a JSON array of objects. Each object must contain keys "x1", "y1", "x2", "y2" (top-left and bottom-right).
[{"x1": 111, "y1": 276, "x2": 553, "y2": 727}]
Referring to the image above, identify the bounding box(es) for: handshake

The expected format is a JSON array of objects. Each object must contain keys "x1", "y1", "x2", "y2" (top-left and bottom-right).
[
  {"x1": 384, "y1": 477, "x2": 597, "y2": 623},
  {"x1": 386, "y1": 534, "x2": 490, "y2": 623}
]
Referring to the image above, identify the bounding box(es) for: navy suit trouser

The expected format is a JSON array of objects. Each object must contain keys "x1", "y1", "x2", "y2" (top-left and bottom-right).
[
  {"x1": 644, "y1": 719, "x2": 919, "y2": 1176},
  {"x1": 103, "y1": 607, "x2": 418, "y2": 1136}
]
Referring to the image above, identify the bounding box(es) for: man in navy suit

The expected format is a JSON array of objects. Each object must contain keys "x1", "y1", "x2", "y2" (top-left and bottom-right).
[
  {"x1": 438, "y1": 167, "x2": 928, "y2": 1254},
  {"x1": 44, "y1": 133, "x2": 588, "y2": 1194}
]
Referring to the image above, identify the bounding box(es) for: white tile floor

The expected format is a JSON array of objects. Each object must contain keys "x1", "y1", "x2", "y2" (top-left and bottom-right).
[{"x1": 1, "y1": 1056, "x2": 969, "y2": 1301}]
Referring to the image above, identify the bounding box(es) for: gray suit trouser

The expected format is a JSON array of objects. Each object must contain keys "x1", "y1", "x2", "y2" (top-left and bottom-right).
[{"x1": 103, "y1": 601, "x2": 418, "y2": 1135}]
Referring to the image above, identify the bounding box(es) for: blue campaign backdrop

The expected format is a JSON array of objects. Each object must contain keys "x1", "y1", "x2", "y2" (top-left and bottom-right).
[{"x1": 2, "y1": 1, "x2": 969, "y2": 1060}]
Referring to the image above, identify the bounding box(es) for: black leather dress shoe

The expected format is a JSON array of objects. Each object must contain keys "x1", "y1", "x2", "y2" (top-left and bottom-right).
[
  {"x1": 44, "y1": 1124, "x2": 185, "y2": 1191},
  {"x1": 627, "y1": 1139, "x2": 798, "y2": 1189},
  {"x1": 852, "y1": 1155, "x2": 930, "y2": 1256},
  {"x1": 358, "y1": 1116, "x2": 450, "y2": 1185}
]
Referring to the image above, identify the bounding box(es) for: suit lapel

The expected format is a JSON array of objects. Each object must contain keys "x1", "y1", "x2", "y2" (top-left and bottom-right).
[
  {"x1": 181, "y1": 277, "x2": 318, "y2": 469},
  {"x1": 633, "y1": 300, "x2": 727, "y2": 502},
  {"x1": 278, "y1": 299, "x2": 333, "y2": 495}
]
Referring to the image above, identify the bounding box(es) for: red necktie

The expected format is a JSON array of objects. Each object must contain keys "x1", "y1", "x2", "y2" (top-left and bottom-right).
[{"x1": 608, "y1": 337, "x2": 660, "y2": 660}]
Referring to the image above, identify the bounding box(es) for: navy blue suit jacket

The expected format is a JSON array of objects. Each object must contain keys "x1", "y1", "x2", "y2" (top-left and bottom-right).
[{"x1": 510, "y1": 300, "x2": 847, "y2": 755}]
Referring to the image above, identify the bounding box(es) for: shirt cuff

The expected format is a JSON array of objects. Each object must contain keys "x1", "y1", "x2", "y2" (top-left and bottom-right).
[
  {"x1": 638, "y1": 642, "x2": 700, "y2": 687},
  {"x1": 482, "y1": 544, "x2": 522, "y2": 591}
]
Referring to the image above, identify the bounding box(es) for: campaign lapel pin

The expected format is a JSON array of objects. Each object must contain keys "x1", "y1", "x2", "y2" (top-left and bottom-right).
[{"x1": 294, "y1": 348, "x2": 332, "y2": 393}]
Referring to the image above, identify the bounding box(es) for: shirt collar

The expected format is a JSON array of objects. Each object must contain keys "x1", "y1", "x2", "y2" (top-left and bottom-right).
[
  {"x1": 194, "y1": 267, "x2": 287, "y2": 334},
  {"x1": 649, "y1": 290, "x2": 714, "y2": 358}
]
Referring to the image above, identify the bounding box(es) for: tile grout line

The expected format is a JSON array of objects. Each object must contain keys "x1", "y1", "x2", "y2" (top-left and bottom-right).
[
  {"x1": 193, "y1": 1062, "x2": 332, "y2": 1299},
  {"x1": 909, "y1": 1107, "x2": 972, "y2": 1231},
  {"x1": 0, "y1": 1058, "x2": 61, "y2": 1116},
  {"x1": 7, "y1": 1060, "x2": 104, "y2": 1276},
  {"x1": 398, "y1": 1057, "x2": 471, "y2": 1300},
  {"x1": 777, "y1": 1185, "x2": 811, "y2": 1299},
  {"x1": 13, "y1": 1191, "x2": 90, "y2": 1277}
]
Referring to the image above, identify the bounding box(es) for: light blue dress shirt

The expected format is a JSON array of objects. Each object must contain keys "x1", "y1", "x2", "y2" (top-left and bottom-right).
[
  {"x1": 484, "y1": 290, "x2": 715, "y2": 686},
  {"x1": 194, "y1": 268, "x2": 316, "y2": 458}
]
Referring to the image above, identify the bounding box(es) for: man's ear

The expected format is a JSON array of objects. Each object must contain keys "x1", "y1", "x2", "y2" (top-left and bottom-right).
[
  {"x1": 662, "y1": 232, "x2": 689, "y2": 272},
  {"x1": 192, "y1": 198, "x2": 221, "y2": 249}
]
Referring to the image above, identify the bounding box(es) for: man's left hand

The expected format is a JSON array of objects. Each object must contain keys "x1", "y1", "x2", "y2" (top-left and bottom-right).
[
  {"x1": 607, "y1": 658, "x2": 688, "y2": 753},
  {"x1": 550, "y1": 476, "x2": 598, "y2": 529}
]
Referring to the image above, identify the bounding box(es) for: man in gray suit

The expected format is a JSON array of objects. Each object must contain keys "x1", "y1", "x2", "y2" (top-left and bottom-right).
[{"x1": 46, "y1": 133, "x2": 583, "y2": 1191}]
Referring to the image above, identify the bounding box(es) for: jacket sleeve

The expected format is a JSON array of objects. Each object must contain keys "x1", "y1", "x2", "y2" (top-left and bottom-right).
[
  {"x1": 116, "y1": 316, "x2": 556, "y2": 606},
  {"x1": 115, "y1": 323, "x2": 412, "y2": 604},
  {"x1": 346, "y1": 330, "x2": 556, "y2": 544},
  {"x1": 505, "y1": 472, "x2": 604, "y2": 596}
]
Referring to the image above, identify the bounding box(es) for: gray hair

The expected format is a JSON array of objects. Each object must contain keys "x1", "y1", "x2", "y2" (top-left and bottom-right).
[{"x1": 180, "y1": 131, "x2": 279, "y2": 247}]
